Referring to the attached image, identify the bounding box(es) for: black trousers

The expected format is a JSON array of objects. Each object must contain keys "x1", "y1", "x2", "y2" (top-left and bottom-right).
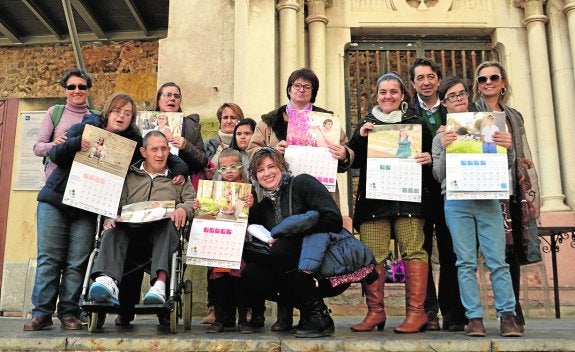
[{"x1": 423, "y1": 196, "x2": 467, "y2": 325}]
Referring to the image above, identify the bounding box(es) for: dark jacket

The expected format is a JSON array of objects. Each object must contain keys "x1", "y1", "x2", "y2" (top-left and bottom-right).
[
  {"x1": 37, "y1": 113, "x2": 189, "y2": 208},
  {"x1": 348, "y1": 107, "x2": 432, "y2": 231},
  {"x1": 248, "y1": 173, "x2": 342, "y2": 235},
  {"x1": 180, "y1": 113, "x2": 208, "y2": 173}
]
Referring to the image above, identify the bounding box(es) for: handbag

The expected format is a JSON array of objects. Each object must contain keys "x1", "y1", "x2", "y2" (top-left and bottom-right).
[{"x1": 384, "y1": 252, "x2": 405, "y2": 283}]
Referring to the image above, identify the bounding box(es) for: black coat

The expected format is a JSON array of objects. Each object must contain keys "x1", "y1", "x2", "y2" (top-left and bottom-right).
[{"x1": 348, "y1": 108, "x2": 433, "y2": 231}]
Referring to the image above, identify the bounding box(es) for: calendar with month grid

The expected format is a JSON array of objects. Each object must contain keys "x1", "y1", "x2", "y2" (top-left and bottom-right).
[
  {"x1": 63, "y1": 125, "x2": 136, "y2": 217},
  {"x1": 284, "y1": 145, "x2": 338, "y2": 192},
  {"x1": 186, "y1": 180, "x2": 252, "y2": 269},
  {"x1": 366, "y1": 124, "x2": 422, "y2": 202},
  {"x1": 445, "y1": 112, "x2": 509, "y2": 200}
]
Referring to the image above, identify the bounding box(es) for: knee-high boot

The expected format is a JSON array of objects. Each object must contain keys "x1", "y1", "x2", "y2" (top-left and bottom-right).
[
  {"x1": 351, "y1": 264, "x2": 386, "y2": 332},
  {"x1": 394, "y1": 261, "x2": 428, "y2": 333}
]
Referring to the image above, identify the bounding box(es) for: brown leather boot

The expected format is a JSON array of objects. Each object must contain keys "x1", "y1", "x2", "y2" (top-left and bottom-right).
[
  {"x1": 465, "y1": 318, "x2": 486, "y2": 337},
  {"x1": 351, "y1": 264, "x2": 386, "y2": 332},
  {"x1": 500, "y1": 312, "x2": 522, "y2": 337},
  {"x1": 271, "y1": 303, "x2": 293, "y2": 332},
  {"x1": 394, "y1": 261, "x2": 429, "y2": 333}
]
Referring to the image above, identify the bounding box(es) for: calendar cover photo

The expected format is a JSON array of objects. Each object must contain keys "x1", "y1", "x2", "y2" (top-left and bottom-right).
[
  {"x1": 62, "y1": 125, "x2": 136, "y2": 217},
  {"x1": 445, "y1": 112, "x2": 509, "y2": 200},
  {"x1": 365, "y1": 124, "x2": 422, "y2": 203},
  {"x1": 117, "y1": 200, "x2": 176, "y2": 223},
  {"x1": 136, "y1": 111, "x2": 183, "y2": 155},
  {"x1": 445, "y1": 112, "x2": 507, "y2": 154},
  {"x1": 284, "y1": 110, "x2": 340, "y2": 192},
  {"x1": 186, "y1": 180, "x2": 252, "y2": 269}
]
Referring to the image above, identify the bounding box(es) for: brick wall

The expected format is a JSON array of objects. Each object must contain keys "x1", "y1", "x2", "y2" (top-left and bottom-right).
[{"x1": 0, "y1": 41, "x2": 159, "y2": 110}]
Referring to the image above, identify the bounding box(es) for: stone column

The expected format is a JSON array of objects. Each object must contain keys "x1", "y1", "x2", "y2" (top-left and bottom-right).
[
  {"x1": 548, "y1": 0, "x2": 575, "y2": 209},
  {"x1": 563, "y1": 0, "x2": 575, "y2": 78},
  {"x1": 305, "y1": 0, "x2": 330, "y2": 107},
  {"x1": 277, "y1": 0, "x2": 301, "y2": 97},
  {"x1": 513, "y1": 0, "x2": 570, "y2": 211}
]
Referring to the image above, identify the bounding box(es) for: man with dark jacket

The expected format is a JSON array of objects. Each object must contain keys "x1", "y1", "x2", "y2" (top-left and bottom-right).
[{"x1": 409, "y1": 58, "x2": 467, "y2": 332}]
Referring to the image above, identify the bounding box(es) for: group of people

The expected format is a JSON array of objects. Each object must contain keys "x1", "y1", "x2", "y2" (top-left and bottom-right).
[{"x1": 24, "y1": 60, "x2": 540, "y2": 339}]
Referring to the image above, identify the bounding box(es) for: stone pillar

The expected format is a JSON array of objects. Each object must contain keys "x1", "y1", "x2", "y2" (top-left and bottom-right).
[
  {"x1": 277, "y1": 0, "x2": 301, "y2": 97},
  {"x1": 563, "y1": 0, "x2": 575, "y2": 79},
  {"x1": 513, "y1": 0, "x2": 570, "y2": 211},
  {"x1": 548, "y1": 0, "x2": 575, "y2": 209},
  {"x1": 305, "y1": 0, "x2": 330, "y2": 107}
]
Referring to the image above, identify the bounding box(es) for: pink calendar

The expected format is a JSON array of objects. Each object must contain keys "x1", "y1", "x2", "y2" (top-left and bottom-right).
[{"x1": 186, "y1": 180, "x2": 252, "y2": 269}]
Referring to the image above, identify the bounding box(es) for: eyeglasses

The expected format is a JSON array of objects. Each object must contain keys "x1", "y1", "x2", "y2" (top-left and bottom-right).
[
  {"x1": 443, "y1": 91, "x2": 469, "y2": 103},
  {"x1": 66, "y1": 84, "x2": 88, "y2": 91},
  {"x1": 111, "y1": 109, "x2": 133, "y2": 118},
  {"x1": 292, "y1": 83, "x2": 312, "y2": 92},
  {"x1": 218, "y1": 164, "x2": 243, "y2": 173},
  {"x1": 160, "y1": 92, "x2": 182, "y2": 100},
  {"x1": 476, "y1": 74, "x2": 502, "y2": 85}
]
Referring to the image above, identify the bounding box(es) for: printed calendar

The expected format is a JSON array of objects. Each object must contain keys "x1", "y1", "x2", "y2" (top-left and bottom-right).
[
  {"x1": 63, "y1": 125, "x2": 136, "y2": 217},
  {"x1": 445, "y1": 112, "x2": 509, "y2": 200},
  {"x1": 186, "y1": 180, "x2": 252, "y2": 269},
  {"x1": 284, "y1": 145, "x2": 338, "y2": 192},
  {"x1": 285, "y1": 110, "x2": 341, "y2": 192},
  {"x1": 366, "y1": 124, "x2": 422, "y2": 202},
  {"x1": 136, "y1": 111, "x2": 184, "y2": 155}
]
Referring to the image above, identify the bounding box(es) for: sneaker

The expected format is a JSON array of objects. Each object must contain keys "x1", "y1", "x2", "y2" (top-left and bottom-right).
[
  {"x1": 89, "y1": 276, "x2": 119, "y2": 304},
  {"x1": 143, "y1": 286, "x2": 166, "y2": 305}
]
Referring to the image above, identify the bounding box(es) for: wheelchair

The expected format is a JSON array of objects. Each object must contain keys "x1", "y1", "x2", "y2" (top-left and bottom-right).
[{"x1": 79, "y1": 216, "x2": 193, "y2": 333}]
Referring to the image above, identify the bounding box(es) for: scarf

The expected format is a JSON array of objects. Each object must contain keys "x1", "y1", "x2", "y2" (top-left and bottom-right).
[
  {"x1": 218, "y1": 130, "x2": 233, "y2": 146},
  {"x1": 475, "y1": 97, "x2": 542, "y2": 264},
  {"x1": 371, "y1": 106, "x2": 403, "y2": 123}
]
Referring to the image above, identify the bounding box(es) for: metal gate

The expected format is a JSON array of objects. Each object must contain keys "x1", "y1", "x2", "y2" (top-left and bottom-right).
[{"x1": 344, "y1": 37, "x2": 498, "y2": 214}]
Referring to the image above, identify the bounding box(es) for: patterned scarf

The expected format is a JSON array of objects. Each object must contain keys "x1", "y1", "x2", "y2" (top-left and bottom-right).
[{"x1": 475, "y1": 97, "x2": 541, "y2": 264}]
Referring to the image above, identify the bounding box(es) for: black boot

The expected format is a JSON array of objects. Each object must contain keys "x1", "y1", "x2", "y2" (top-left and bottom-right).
[{"x1": 294, "y1": 299, "x2": 334, "y2": 338}]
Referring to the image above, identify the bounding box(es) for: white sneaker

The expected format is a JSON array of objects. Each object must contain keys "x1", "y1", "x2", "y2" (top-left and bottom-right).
[
  {"x1": 143, "y1": 285, "x2": 166, "y2": 305},
  {"x1": 89, "y1": 276, "x2": 119, "y2": 304}
]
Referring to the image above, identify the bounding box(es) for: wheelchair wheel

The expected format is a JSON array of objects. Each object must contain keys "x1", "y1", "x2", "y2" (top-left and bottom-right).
[
  {"x1": 88, "y1": 312, "x2": 99, "y2": 333},
  {"x1": 182, "y1": 279, "x2": 193, "y2": 330},
  {"x1": 169, "y1": 306, "x2": 177, "y2": 334}
]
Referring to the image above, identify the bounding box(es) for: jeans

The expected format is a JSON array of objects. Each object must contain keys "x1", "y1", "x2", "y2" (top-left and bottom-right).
[
  {"x1": 32, "y1": 202, "x2": 96, "y2": 319},
  {"x1": 444, "y1": 198, "x2": 516, "y2": 319}
]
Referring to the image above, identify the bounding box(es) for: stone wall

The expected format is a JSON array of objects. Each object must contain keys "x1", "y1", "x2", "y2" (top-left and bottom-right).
[{"x1": 0, "y1": 41, "x2": 159, "y2": 110}]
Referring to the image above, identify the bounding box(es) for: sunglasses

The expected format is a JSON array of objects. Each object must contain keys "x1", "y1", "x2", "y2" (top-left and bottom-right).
[
  {"x1": 476, "y1": 74, "x2": 502, "y2": 85},
  {"x1": 66, "y1": 84, "x2": 88, "y2": 90}
]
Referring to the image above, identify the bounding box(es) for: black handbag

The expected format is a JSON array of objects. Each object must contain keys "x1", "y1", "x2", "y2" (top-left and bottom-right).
[{"x1": 242, "y1": 238, "x2": 272, "y2": 264}]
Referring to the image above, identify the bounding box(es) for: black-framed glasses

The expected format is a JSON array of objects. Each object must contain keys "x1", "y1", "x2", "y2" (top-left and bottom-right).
[
  {"x1": 292, "y1": 83, "x2": 312, "y2": 92},
  {"x1": 66, "y1": 84, "x2": 88, "y2": 91},
  {"x1": 160, "y1": 92, "x2": 182, "y2": 100},
  {"x1": 476, "y1": 74, "x2": 502, "y2": 85},
  {"x1": 443, "y1": 91, "x2": 469, "y2": 103},
  {"x1": 218, "y1": 164, "x2": 243, "y2": 173}
]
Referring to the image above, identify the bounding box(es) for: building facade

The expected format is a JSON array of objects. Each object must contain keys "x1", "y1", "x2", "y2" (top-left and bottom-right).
[{"x1": 1, "y1": 0, "x2": 574, "y2": 316}]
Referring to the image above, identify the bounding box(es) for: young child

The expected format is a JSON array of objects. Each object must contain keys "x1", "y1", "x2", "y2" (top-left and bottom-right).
[
  {"x1": 431, "y1": 76, "x2": 522, "y2": 337},
  {"x1": 193, "y1": 148, "x2": 254, "y2": 333}
]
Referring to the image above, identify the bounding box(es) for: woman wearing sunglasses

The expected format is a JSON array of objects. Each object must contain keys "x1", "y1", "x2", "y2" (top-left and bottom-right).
[
  {"x1": 473, "y1": 61, "x2": 542, "y2": 333},
  {"x1": 33, "y1": 68, "x2": 93, "y2": 178}
]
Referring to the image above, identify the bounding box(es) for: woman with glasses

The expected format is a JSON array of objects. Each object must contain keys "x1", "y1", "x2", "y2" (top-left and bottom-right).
[
  {"x1": 25, "y1": 93, "x2": 190, "y2": 331},
  {"x1": 348, "y1": 72, "x2": 432, "y2": 334},
  {"x1": 246, "y1": 67, "x2": 354, "y2": 332},
  {"x1": 154, "y1": 82, "x2": 207, "y2": 177},
  {"x1": 34, "y1": 68, "x2": 93, "y2": 178},
  {"x1": 473, "y1": 61, "x2": 542, "y2": 333}
]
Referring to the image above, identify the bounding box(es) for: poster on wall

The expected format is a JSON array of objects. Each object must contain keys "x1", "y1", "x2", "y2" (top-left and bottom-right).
[{"x1": 14, "y1": 111, "x2": 46, "y2": 190}]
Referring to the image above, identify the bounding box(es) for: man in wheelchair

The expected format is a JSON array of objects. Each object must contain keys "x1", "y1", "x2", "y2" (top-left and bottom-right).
[{"x1": 88, "y1": 131, "x2": 195, "y2": 318}]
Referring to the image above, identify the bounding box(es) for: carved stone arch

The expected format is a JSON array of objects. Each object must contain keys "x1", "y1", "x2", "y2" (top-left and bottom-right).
[{"x1": 391, "y1": 0, "x2": 454, "y2": 12}]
